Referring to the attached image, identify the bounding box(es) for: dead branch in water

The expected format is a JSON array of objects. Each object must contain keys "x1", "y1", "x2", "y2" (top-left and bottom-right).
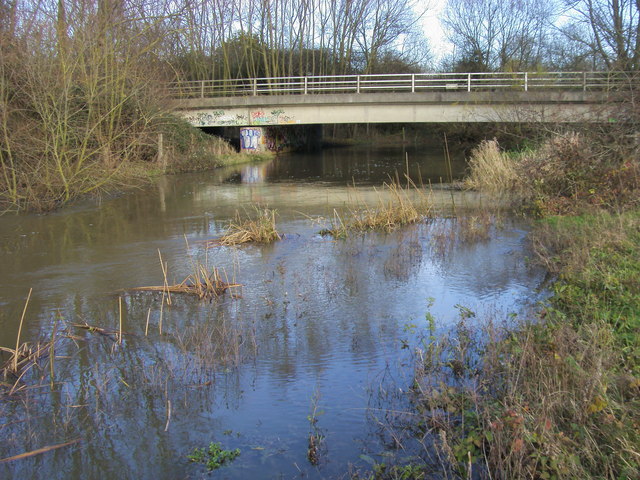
[
  {"x1": 0, "y1": 438, "x2": 81, "y2": 464},
  {"x1": 130, "y1": 266, "x2": 240, "y2": 301},
  {"x1": 71, "y1": 322, "x2": 132, "y2": 342}
]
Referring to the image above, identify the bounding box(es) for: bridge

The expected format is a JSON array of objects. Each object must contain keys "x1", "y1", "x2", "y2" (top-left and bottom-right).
[{"x1": 169, "y1": 71, "x2": 630, "y2": 127}]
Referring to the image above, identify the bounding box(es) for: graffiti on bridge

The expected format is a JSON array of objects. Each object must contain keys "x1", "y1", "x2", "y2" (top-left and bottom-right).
[{"x1": 240, "y1": 127, "x2": 263, "y2": 150}]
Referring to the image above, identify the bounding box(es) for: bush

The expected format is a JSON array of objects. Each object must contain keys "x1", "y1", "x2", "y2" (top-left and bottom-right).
[{"x1": 466, "y1": 132, "x2": 640, "y2": 215}]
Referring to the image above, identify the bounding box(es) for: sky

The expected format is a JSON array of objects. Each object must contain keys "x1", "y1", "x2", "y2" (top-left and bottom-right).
[{"x1": 420, "y1": 0, "x2": 451, "y2": 63}]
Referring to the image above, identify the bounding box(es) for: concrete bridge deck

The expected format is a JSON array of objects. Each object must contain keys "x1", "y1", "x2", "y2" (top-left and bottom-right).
[{"x1": 169, "y1": 72, "x2": 630, "y2": 126}]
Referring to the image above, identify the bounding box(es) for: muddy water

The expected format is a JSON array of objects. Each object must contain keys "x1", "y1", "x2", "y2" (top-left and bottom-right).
[{"x1": 0, "y1": 145, "x2": 544, "y2": 479}]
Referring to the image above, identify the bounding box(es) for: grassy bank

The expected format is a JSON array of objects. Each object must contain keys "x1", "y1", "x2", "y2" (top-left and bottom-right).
[{"x1": 402, "y1": 131, "x2": 640, "y2": 479}]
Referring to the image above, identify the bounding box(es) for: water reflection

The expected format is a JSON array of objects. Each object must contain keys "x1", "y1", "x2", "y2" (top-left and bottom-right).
[
  {"x1": 0, "y1": 145, "x2": 543, "y2": 479},
  {"x1": 227, "y1": 144, "x2": 465, "y2": 186}
]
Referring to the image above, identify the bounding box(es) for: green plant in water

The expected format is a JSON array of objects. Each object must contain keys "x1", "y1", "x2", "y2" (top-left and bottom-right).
[{"x1": 187, "y1": 442, "x2": 240, "y2": 471}]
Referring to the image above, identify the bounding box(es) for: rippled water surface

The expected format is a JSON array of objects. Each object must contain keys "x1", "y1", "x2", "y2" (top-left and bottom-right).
[{"x1": 0, "y1": 145, "x2": 544, "y2": 479}]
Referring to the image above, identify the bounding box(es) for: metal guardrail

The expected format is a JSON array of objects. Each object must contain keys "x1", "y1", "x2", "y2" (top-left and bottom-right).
[{"x1": 168, "y1": 71, "x2": 637, "y2": 99}]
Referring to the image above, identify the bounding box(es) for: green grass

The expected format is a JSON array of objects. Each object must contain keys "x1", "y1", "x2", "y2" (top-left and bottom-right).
[
  {"x1": 533, "y1": 210, "x2": 640, "y2": 370},
  {"x1": 407, "y1": 209, "x2": 640, "y2": 480}
]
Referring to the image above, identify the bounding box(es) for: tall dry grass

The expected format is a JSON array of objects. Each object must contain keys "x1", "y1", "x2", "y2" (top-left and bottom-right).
[
  {"x1": 464, "y1": 139, "x2": 521, "y2": 196},
  {"x1": 320, "y1": 180, "x2": 432, "y2": 237},
  {"x1": 211, "y1": 207, "x2": 282, "y2": 246},
  {"x1": 465, "y1": 132, "x2": 640, "y2": 215}
]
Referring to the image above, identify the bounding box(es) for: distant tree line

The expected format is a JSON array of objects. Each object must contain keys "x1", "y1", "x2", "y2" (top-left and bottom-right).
[
  {"x1": 164, "y1": 0, "x2": 430, "y2": 80},
  {"x1": 441, "y1": 0, "x2": 640, "y2": 72}
]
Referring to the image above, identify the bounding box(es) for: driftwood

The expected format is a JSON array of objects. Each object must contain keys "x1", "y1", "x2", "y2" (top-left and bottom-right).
[
  {"x1": 71, "y1": 322, "x2": 129, "y2": 342},
  {"x1": 130, "y1": 266, "x2": 240, "y2": 301}
]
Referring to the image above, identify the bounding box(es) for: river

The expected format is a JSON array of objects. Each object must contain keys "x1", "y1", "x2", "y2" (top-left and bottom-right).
[{"x1": 0, "y1": 144, "x2": 545, "y2": 479}]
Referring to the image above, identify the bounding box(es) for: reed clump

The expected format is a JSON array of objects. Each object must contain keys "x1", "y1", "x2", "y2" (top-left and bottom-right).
[
  {"x1": 464, "y1": 139, "x2": 521, "y2": 196},
  {"x1": 320, "y1": 181, "x2": 432, "y2": 238},
  {"x1": 208, "y1": 207, "x2": 281, "y2": 246}
]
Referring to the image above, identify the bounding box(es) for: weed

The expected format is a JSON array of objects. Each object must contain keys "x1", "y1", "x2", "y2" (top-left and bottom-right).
[
  {"x1": 187, "y1": 442, "x2": 240, "y2": 471},
  {"x1": 464, "y1": 133, "x2": 640, "y2": 215},
  {"x1": 354, "y1": 462, "x2": 427, "y2": 479},
  {"x1": 211, "y1": 207, "x2": 281, "y2": 245},
  {"x1": 320, "y1": 180, "x2": 432, "y2": 237},
  {"x1": 307, "y1": 389, "x2": 325, "y2": 466},
  {"x1": 405, "y1": 210, "x2": 640, "y2": 479}
]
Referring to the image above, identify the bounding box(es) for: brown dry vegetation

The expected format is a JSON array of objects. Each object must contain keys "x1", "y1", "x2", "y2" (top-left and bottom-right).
[
  {"x1": 320, "y1": 181, "x2": 432, "y2": 238},
  {"x1": 417, "y1": 118, "x2": 640, "y2": 479},
  {"x1": 211, "y1": 208, "x2": 282, "y2": 246},
  {"x1": 465, "y1": 132, "x2": 640, "y2": 216}
]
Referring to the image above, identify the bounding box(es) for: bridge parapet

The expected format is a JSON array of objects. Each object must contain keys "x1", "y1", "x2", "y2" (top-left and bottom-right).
[
  {"x1": 168, "y1": 71, "x2": 636, "y2": 99},
  {"x1": 169, "y1": 72, "x2": 634, "y2": 127}
]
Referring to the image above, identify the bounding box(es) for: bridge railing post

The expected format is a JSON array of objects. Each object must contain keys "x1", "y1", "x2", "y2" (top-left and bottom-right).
[
  {"x1": 357, "y1": 75, "x2": 361, "y2": 94},
  {"x1": 411, "y1": 74, "x2": 415, "y2": 93},
  {"x1": 524, "y1": 72, "x2": 528, "y2": 92},
  {"x1": 467, "y1": 73, "x2": 471, "y2": 92},
  {"x1": 583, "y1": 71, "x2": 587, "y2": 91},
  {"x1": 253, "y1": 78, "x2": 257, "y2": 96},
  {"x1": 304, "y1": 76, "x2": 308, "y2": 95},
  {"x1": 200, "y1": 80, "x2": 205, "y2": 98}
]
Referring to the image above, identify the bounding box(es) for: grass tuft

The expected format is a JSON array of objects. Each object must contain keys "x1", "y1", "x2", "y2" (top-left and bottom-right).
[
  {"x1": 320, "y1": 180, "x2": 432, "y2": 237},
  {"x1": 211, "y1": 207, "x2": 281, "y2": 246}
]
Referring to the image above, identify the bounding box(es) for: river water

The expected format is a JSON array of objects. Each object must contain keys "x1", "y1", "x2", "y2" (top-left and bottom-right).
[{"x1": 0, "y1": 144, "x2": 545, "y2": 479}]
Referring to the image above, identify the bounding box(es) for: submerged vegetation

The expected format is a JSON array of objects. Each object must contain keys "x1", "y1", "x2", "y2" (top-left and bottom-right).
[{"x1": 320, "y1": 181, "x2": 432, "y2": 238}]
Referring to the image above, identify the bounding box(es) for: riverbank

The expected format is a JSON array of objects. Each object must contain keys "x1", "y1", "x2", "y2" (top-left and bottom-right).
[
  {"x1": 0, "y1": 116, "x2": 271, "y2": 214},
  {"x1": 407, "y1": 132, "x2": 640, "y2": 479}
]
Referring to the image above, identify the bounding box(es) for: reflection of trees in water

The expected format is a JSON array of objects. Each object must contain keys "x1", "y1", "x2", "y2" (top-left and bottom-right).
[
  {"x1": 427, "y1": 218, "x2": 540, "y2": 299},
  {"x1": 259, "y1": 146, "x2": 464, "y2": 185}
]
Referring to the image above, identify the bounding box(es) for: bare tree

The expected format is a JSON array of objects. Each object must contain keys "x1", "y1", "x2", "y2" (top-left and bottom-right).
[
  {"x1": 356, "y1": 0, "x2": 429, "y2": 73},
  {"x1": 561, "y1": 0, "x2": 640, "y2": 70},
  {"x1": 442, "y1": 0, "x2": 556, "y2": 71}
]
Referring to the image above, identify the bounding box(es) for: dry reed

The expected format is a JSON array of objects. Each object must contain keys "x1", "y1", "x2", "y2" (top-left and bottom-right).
[
  {"x1": 320, "y1": 180, "x2": 432, "y2": 237},
  {"x1": 131, "y1": 265, "x2": 240, "y2": 300},
  {"x1": 464, "y1": 139, "x2": 520, "y2": 195},
  {"x1": 210, "y1": 207, "x2": 281, "y2": 246}
]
